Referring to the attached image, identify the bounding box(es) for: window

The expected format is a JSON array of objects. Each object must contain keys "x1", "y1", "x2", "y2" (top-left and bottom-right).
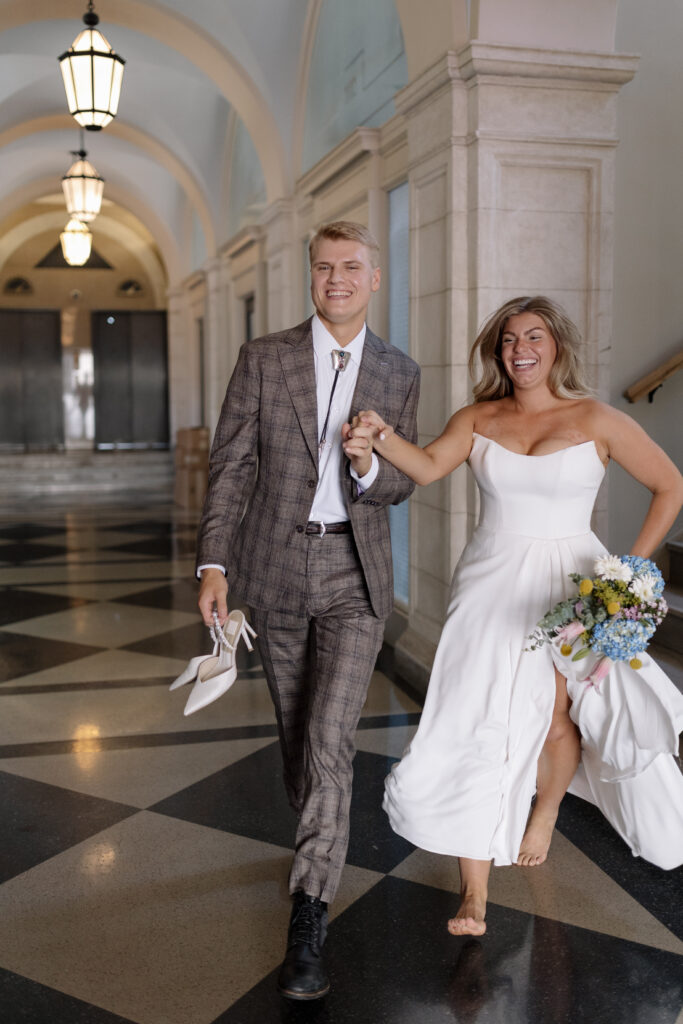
[{"x1": 388, "y1": 181, "x2": 410, "y2": 605}]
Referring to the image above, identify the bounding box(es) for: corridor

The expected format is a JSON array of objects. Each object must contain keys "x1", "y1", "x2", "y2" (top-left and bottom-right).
[{"x1": 0, "y1": 501, "x2": 681, "y2": 1023}]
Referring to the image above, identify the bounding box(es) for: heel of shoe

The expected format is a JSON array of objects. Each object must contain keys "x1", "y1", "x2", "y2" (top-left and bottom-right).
[{"x1": 240, "y1": 620, "x2": 257, "y2": 652}]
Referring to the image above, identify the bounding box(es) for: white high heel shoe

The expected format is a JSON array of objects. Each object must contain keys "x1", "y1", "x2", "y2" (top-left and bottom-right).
[
  {"x1": 169, "y1": 640, "x2": 219, "y2": 691},
  {"x1": 183, "y1": 610, "x2": 257, "y2": 716}
]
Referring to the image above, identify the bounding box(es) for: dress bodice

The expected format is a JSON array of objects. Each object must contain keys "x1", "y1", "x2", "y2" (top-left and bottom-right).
[{"x1": 468, "y1": 432, "x2": 605, "y2": 539}]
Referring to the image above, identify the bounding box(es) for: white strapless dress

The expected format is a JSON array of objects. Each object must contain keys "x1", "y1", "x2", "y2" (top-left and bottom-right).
[{"x1": 383, "y1": 433, "x2": 683, "y2": 869}]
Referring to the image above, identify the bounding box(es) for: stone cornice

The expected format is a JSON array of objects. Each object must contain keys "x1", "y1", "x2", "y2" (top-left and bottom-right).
[
  {"x1": 395, "y1": 44, "x2": 639, "y2": 118},
  {"x1": 459, "y1": 42, "x2": 639, "y2": 86},
  {"x1": 219, "y1": 225, "x2": 263, "y2": 261},
  {"x1": 296, "y1": 127, "x2": 380, "y2": 197}
]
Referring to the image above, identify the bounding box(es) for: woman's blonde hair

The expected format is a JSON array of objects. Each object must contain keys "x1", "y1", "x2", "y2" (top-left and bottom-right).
[{"x1": 468, "y1": 295, "x2": 593, "y2": 402}]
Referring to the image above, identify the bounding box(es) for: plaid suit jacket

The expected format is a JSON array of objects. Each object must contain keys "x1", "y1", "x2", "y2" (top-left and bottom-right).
[{"x1": 196, "y1": 317, "x2": 420, "y2": 619}]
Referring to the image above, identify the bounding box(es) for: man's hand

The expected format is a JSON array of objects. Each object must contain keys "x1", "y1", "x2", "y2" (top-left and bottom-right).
[
  {"x1": 342, "y1": 418, "x2": 374, "y2": 477},
  {"x1": 198, "y1": 568, "x2": 228, "y2": 626}
]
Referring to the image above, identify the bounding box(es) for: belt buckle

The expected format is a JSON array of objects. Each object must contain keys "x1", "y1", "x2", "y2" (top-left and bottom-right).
[{"x1": 310, "y1": 520, "x2": 326, "y2": 539}]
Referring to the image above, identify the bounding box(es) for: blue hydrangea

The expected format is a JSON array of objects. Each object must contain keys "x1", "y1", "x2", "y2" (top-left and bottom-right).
[
  {"x1": 620, "y1": 556, "x2": 665, "y2": 597},
  {"x1": 589, "y1": 617, "x2": 655, "y2": 660}
]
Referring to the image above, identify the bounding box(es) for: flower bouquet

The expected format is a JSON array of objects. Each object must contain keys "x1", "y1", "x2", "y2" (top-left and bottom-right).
[{"x1": 528, "y1": 555, "x2": 668, "y2": 690}]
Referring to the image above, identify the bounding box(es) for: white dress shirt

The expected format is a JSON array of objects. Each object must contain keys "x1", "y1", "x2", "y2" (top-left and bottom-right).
[
  {"x1": 198, "y1": 314, "x2": 378, "y2": 576},
  {"x1": 309, "y1": 314, "x2": 378, "y2": 523}
]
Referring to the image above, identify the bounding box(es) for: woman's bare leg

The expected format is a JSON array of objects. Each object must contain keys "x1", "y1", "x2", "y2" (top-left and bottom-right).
[
  {"x1": 447, "y1": 858, "x2": 491, "y2": 936},
  {"x1": 517, "y1": 665, "x2": 581, "y2": 866}
]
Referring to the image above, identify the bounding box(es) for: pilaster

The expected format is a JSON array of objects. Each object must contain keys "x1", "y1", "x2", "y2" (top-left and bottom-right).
[{"x1": 393, "y1": 45, "x2": 638, "y2": 690}]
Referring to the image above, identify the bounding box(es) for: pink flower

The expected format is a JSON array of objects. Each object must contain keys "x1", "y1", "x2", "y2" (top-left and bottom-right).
[
  {"x1": 574, "y1": 601, "x2": 584, "y2": 615},
  {"x1": 587, "y1": 655, "x2": 613, "y2": 692},
  {"x1": 557, "y1": 620, "x2": 585, "y2": 642}
]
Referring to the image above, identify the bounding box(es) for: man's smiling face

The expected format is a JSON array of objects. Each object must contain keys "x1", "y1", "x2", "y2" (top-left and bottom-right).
[{"x1": 310, "y1": 237, "x2": 381, "y2": 338}]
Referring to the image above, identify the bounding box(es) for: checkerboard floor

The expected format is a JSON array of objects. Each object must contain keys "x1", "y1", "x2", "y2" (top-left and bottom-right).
[{"x1": 0, "y1": 503, "x2": 681, "y2": 1024}]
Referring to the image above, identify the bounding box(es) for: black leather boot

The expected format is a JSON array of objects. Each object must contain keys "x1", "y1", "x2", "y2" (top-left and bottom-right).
[{"x1": 277, "y1": 891, "x2": 330, "y2": 1000}]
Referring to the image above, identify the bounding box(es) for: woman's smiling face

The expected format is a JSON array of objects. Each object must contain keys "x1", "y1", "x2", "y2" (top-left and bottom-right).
[{"x1": 499, "y1": 312, "x2": 558, "y2": 390}]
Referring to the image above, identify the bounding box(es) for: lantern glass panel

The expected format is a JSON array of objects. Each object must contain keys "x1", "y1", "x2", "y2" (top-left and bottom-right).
[
  {"x1": 60, "y1": 219, "x2": 92, "y2": 267},
  {"x1": 62, "y1": 159, "x2": 104, "y2": 222},
  {"x1": 59, "y1": 26, "x2": 124, "y2": 131}
]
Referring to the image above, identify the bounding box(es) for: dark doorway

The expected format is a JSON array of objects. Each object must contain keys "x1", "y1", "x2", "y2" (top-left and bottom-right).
[
  {"x1": 0, "y1": 309, "x2": 64, "y2": 451},
  {"x1": 91, "y1": 311, "x2": 169, "y2": 449}
]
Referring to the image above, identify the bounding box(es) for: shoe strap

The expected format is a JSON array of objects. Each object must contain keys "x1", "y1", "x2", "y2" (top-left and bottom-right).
[{"x1": 210, "y1": 611, "x2": 236, "y2": 652}]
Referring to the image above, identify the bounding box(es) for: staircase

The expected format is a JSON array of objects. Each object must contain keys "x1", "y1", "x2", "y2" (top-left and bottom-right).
[
  {"x1": 0, "y1": 450, "x2": 174, "y2": 509},
  {"x1": 651, "y1": 532, "x2": 683, "y2": 694}
]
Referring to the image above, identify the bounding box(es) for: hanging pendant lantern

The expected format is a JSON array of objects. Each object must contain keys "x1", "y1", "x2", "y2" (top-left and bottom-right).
[
  {"x1": 58, "y1": 1, "x2": 125, "y2": 131},
  {"x1": 60, "y1": 219, "x2": 93, "y2": 266},
  {"x1": 62, "y1": 147, "x2": 104, "y2": 222}
]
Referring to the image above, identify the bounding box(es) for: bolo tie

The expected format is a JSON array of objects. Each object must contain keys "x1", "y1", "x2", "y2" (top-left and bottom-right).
[{"x1": 318, "y1": 349, "x2": 350, "y2": 457}]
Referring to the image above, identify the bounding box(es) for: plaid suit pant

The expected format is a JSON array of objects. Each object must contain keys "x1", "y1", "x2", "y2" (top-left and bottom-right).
[{"x1": 250, "y1": 531, "x2": 385, "y2": 905}]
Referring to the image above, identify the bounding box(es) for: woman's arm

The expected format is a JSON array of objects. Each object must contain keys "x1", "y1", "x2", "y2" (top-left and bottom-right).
[
  {"x1": 348, "y1": 406, "x2": 477, "y2": 486},
  {"x1": 595, "y1": 403, "x2": 683, "y2": 558}
]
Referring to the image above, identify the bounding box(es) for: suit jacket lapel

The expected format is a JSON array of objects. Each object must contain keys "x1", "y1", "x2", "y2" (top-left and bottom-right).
[
  {"x1": 279, "y1": 319, "x2": 319, "y2": 469},
  {"x1": 350, "y1": 328, "x2": 389, "y2": 421}
]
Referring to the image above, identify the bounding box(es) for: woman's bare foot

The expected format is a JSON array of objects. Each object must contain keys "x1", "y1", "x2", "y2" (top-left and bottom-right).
[
  {"x1": 447, "y1": 891, "x2": 487, "y2": 936},
  {"x1": 516, "y1": 806, "x2": 557, "y2": 866}
]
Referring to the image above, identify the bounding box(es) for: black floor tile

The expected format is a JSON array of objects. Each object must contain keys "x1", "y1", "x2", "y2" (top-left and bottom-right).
[
  {"x1": 111, "y1": 520, "x2": 196, "y2": 536},
  {"x1": 0, "y1": 771, "x2": 138, "y2": 883},
  {"x1": 0, "y1": 632, "x2": 103, "y2": 683},
  {"x1": 122, "y1": 619, "x2": 261, "y2": 674},
  {"x1": 0, "y1": 966, "x2": 136, "y2": 1023},
  {"x1": 556, "y1": 793, "x2": 683, "y2": 940},
  {"x1": 0, "y1": 542, "x2": 69, "y2": 564},
  {"x1": 217, "y1": 875, "x2": 683, "y2": 1024},
  {"x1": 0, "y1": 525, "x2": 64, "y2": 541},
  {"x1": 108, "y1": 536, "x2": 197, "y2": 559},
  {"x1": 150, "y1": 743, "x2": 414, "y2": 874},
  {"x1": 0, "y1": 589, "x2": 91, "y2": 627},
  {"x1": 115, "y1": 579, "x2": 201, "y2": 613}
]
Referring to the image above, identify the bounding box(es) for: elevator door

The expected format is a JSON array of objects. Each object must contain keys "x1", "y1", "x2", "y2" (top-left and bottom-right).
[
  {"x1": 0, "y1": 310, "x2": 64, "y2": 450},
  {"x1": 92, "y1": 311, "x2": 169, "y2": 448}
]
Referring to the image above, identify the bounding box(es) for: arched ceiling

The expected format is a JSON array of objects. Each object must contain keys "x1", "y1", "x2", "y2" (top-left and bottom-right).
[
  {"x1": 0, "y1": 0, "x2": 620, "y2": 289},
  {"x1": 0, "y1": 0, "x2": 313, "y2": 285}
]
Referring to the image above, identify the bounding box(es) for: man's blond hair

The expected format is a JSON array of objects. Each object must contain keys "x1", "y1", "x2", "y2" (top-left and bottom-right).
[{"x1": 309, "y1": 221, "x2": 380, "y2": 269}]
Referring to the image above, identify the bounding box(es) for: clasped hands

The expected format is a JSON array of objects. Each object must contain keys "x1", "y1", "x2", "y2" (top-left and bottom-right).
[{"x1": 342, "y1": 409, "x2": 393, "y2": 476}]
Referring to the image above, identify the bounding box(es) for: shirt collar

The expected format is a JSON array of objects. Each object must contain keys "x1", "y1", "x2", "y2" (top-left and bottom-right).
[{"x1": 312, "y1": 313, "x2": 366, "y2": 368}]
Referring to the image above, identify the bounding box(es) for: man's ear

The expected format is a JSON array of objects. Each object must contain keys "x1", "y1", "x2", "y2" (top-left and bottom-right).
[{"x1": 371, "y1": 267, "x2": 381, "y2": 292}]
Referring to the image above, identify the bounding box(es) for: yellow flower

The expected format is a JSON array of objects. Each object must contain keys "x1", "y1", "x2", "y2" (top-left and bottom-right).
[
  {"x1": 606, "y1": 601, "x2": 621, "y2": 615},
  {"x1": 560, "y1": 643, "x2": 573, "y2": 656},
  {"x1": 579, "y1": 579, "x2": 593, "y2": 595},
  {"x1": 629, "y1": 657, "x2": 643, "y2": 670}
]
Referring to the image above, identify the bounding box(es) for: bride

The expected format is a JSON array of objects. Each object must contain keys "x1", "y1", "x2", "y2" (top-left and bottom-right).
[{"x1": 342, "y1": 295, "x2": 683, "y2": 937}]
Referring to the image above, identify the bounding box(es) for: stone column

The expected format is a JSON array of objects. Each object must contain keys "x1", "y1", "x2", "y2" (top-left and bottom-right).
[
  {"x1": 202, "y1": 257, "x2": 232, "y2": 434},
  {"x1": 166, "y1": 285, "x2": 200, "y2": 443},
  {"x1": 393, "y1": 45, "x2": 637, "y2": 690},
  {"x1": 261, "y1": 199, "x2": 297, "y2": 333}
]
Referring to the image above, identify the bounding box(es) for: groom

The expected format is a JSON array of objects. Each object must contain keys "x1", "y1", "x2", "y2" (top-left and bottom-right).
[{"x1": 196, "y1": 221, "x2": 420, "y2": 999}]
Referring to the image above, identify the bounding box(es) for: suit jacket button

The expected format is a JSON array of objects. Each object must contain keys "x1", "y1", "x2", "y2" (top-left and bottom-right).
[
  {"x1": 296, "y1": 525, "x2": 304, "y2": 533},
  {"x1": 307, "y1": 480, "x2": 315, "y2": 488}
]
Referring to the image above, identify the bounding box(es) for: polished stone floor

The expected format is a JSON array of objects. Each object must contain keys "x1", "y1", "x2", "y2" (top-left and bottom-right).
[{"x1": 0, "y1": 502, "x2": 681, "y2": 1024}]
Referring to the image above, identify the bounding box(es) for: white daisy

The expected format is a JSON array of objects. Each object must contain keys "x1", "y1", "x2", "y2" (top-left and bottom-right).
[
  {"x1": 629, "y1": 574, "x2": 657, "y2": 602},
  {"x1": 594, "y1": 554, "x2": 633, "y2": 583}
]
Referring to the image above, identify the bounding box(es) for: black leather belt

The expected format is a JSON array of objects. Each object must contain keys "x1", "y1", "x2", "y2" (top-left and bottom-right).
[{"x1": 306, "y1": 521, "x2": 351, "y2": 537}]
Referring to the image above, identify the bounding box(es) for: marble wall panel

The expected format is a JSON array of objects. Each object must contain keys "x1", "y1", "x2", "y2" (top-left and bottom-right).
[
  {"x1": 412, "y1": 291, "x2": 447, "y2": 366},
  {"x1": 416, "y1": 503, "x2": 451, "y2": 584},
  {"x1": 474, "y1": 81, "x2": 621, "y2": 142},
  {"x1": 414, "y1": 219, "x2": 448, "y2": 296},
  {"x1": 417, "y1": 365, "x2": 450, "y2": 435},
  {"x1": 414, "y1": 566, "x2": 450, "y2": 625}
]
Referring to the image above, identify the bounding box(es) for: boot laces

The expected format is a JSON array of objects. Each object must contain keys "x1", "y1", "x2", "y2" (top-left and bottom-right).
[{"x1": 291, "y1": 900, "x2": 323, "y2": 949}]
